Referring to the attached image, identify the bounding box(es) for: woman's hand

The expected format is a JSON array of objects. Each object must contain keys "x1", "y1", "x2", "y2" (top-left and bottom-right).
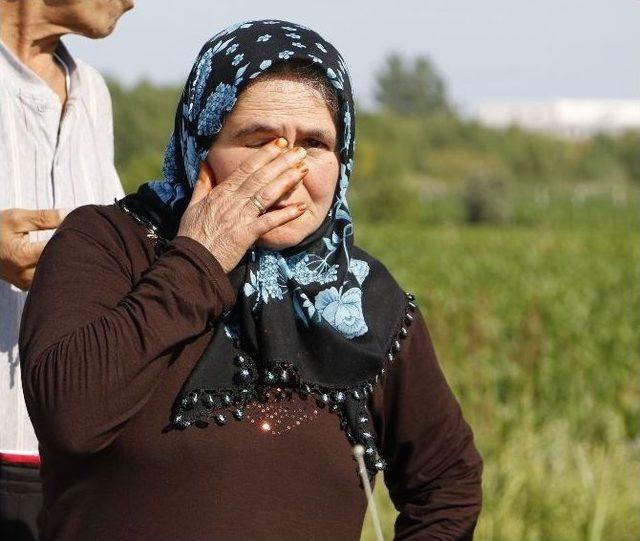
[{"x1": 177, "y1": 138, "x2": 309, "y2": 272}]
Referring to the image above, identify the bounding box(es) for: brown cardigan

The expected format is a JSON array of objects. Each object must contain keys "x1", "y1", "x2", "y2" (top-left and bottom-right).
[{"x1": 19, "y1": 204, "x2": 483, "y2": 541}]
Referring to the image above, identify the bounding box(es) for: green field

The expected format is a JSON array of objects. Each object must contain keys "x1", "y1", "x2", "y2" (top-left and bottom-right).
[
  {"x1": 108, "y1": 81, "x2": 639, "y2": 541},
  {"x1": 358, "y1": 210, "x2": 639, "y2": 540}
]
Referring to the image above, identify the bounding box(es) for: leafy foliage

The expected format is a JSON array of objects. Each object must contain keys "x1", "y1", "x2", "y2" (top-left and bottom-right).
[
  {"x1": 373, "y1": 52, "x2": 449, "y2": 115},
  {"x1": 360, "y1": 222, "x2": 639, "y2": 541},
  {"x1": 109, "y1": 78, "x2": 181, "y2": 193}
]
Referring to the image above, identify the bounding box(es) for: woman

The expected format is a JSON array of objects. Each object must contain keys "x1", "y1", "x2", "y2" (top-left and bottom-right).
[{"x1": 20, "y1": 20, "x2": 483, "y2": 541}]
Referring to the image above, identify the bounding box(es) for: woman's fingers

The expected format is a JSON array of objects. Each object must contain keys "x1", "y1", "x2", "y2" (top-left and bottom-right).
[
  {"x1": 244, "y1": 162, "x2": 309, "y2": 216},
  {"x1": 235, "y1": 146, "x2": 307, "y2": 198},
  {"x1": 251, "y1": 203, "x2": 308, "y2": 237},
  {"x1": 224, "y1": 138, "x2": 289, "y2": 190},
  {"x1": 176, "y1": 138, "x2": 309, "y2": 273}
]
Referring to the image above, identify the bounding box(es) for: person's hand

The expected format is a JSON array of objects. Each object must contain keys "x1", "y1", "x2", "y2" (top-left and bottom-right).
[
  {"x1": 177, "y1": 138, "x2": 309, "y2": 273},
  {"x1": 0, "y1": 208, "x2": 69, "y2": 290}
]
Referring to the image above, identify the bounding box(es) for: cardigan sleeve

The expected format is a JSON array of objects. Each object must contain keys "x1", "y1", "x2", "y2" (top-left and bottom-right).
[
  {"x1": 19, "y1": 206, "x2": 236, "y2": 456},
  {"x1": 369, "y1": 306, "x2": 483, "y2": 540}
]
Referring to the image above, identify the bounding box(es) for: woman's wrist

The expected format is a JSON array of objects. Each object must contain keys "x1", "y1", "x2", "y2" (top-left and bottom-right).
[{"x1": 170, "y1": 236, "x2": 236, "y2": 309}]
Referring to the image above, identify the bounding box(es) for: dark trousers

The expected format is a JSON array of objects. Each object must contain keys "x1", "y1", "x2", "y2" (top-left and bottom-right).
[{"x1": 0, "y1": 463, "x2": 42, "y2": 541}]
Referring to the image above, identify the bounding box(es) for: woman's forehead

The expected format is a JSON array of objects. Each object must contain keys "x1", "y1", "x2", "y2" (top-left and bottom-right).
[
  {"x1": 236, "y1": 78, "x2": 330, "y2": 110},
  {"x1": 225, "y1": 79, "x2": 337, "y2": 135}
]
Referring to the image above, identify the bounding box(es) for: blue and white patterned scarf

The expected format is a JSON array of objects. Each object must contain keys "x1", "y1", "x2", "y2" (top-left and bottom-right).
[{"x1": 149, "y1": 19, "x2": 367, "y2": 340}]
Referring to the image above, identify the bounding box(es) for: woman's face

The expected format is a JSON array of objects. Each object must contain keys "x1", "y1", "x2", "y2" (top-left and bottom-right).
[{"x1": 206, "y1": 77, "x2": 340, "y2": 250}]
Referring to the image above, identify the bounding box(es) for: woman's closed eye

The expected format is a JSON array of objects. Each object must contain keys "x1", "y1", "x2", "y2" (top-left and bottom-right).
[
  {"x1": 245, "y1": 139, "x2": 273, "y2": 149},
  {"x1": 245, "y1": 139, "x2": 331, "y2": 151},
  {"x1": 304, "y1": 139, "x2": 329, "y2": 150}
]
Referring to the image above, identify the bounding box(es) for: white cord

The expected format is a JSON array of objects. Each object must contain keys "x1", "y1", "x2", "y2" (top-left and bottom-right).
[{"x1": 353, "y1": 444, "x2": 384, "y2": 541}]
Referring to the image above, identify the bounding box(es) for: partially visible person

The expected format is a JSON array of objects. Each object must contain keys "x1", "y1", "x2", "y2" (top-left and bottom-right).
[{"x1": 0, "y1": 1, "x2": 133, "y2": 538}]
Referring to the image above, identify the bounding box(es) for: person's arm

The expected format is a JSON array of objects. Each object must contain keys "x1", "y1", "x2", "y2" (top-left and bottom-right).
[
  {"x1": 370, "y1": 307, "x2": 483, "y2": 540},
  {"x1": 19, "y1": 205, "x2": 235, "y2": 455}
]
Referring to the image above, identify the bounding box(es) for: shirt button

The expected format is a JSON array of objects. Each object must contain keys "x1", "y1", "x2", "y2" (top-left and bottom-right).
[{"x1": 37, "y1": 103, "x2": 47, "y2": 113}]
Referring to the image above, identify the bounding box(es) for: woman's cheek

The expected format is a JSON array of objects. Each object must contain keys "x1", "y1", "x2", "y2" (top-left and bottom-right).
[
  {"x1": 307, "y1": 160, "x2": 339, "y2": 210},
  {"x1": 206, "y1": 147, "x2": 250, "y2": 186}
]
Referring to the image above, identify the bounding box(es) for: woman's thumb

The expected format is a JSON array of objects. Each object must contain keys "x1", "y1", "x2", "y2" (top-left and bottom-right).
[{"x1": 189, "y1": 161, "x2": 215, "y2": 206}]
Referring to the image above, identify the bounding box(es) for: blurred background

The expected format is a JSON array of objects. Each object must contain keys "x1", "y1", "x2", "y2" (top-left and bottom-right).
[{"x1": 67, "y1": 1, "x2": 639, "y2": 539}]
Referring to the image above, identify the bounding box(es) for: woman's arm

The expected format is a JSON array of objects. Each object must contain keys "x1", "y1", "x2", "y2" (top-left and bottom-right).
[
  {"x1": 19, "y1": 205, "x2": 235, "y2": 455},
  {"x1": 370, "y1": 307, "x2": 483, "y2": 540},
  {"x1": 19, "y1": 141, "x2": 321, "y2": 458}
]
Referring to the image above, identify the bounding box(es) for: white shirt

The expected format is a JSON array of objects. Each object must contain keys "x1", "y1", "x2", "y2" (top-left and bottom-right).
[{"x1": 0, "y1": 39, "x2": 124, "y2": 452}]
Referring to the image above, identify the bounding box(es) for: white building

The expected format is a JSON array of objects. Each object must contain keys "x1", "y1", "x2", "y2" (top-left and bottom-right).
[{"x1": 475, "y1": 99, "x2": 640, "y2": 138}]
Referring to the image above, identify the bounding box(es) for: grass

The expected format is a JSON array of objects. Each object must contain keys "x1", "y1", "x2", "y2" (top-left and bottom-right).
[{"x1": 357, "y1": 218, "x2": 639, "y2": 541}]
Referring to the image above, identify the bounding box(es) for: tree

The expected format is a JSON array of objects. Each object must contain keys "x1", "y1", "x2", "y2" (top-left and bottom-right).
[{"x1": 374, "y1": 52, "x2": 449, "y2": 116}]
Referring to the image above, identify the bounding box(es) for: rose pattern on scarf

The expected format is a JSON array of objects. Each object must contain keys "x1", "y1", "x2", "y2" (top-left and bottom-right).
[
  {"x1": 314, "y1": 287, "x2": 368, "y2": 339},
  {"x1": 348, "y1": 258, "x2": 370, "y2": 286},
  {"x1": 243, "y1": 250, "x2": 339, "y2": 301},
  {"x1": 241, "y1": 238, "x2": 370, "y2": 338}
]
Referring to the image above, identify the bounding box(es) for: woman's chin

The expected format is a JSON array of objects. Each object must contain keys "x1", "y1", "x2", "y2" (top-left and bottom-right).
[{"x1": 255, "y1": 218, "x2": 308, "y2": 251}]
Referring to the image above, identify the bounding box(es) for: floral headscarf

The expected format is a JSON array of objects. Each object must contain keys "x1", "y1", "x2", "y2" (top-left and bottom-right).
[{"x1": 117, "y1": 20, "x2": 414, "y2": 479}]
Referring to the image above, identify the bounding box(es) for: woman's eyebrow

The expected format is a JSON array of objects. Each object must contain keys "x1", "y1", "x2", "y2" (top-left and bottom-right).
[{"x1": 232, "y1": 122, "x2": 335, "y2": 142}]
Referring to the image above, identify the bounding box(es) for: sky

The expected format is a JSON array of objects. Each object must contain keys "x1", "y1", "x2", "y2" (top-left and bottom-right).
[{"x1": 66, "y1": 0, "x2": 640, "y2": 112}]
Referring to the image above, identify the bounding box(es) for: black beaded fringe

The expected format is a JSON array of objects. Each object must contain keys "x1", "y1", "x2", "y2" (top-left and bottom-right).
[{"x1": 172, "y1": 292, "x2": 417, "y2": 479}]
